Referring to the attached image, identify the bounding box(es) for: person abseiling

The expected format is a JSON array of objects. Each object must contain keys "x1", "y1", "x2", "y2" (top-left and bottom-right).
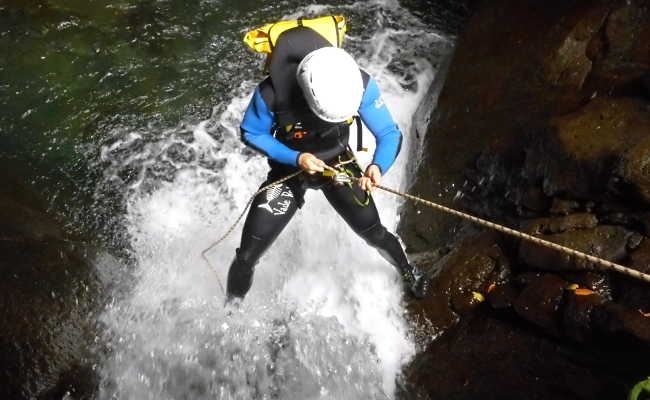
[{"x1": 226, "y1": 19, "x2": 427, "y2": 302}]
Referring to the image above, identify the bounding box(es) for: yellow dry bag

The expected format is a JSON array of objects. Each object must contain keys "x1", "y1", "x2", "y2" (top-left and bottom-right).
[{"x1": 243, "y1": 15, "x2": 347, "y2": 53}]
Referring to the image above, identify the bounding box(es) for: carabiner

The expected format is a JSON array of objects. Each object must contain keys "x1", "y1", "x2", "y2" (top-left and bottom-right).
[{"x1": 333, "y1": 171, "x2": 353, "y2": 185}]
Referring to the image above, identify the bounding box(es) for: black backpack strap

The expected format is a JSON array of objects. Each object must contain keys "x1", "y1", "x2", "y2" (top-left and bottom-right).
[
  {"x1": 355, "y1": 69, "x2": 371, "y2": 152},
  {"x1": 355, "y1": 116, "x2": 364, "y2": 152},
  {"x1": 332, "y1": 15, "x2": 340, "y2": 46},
  {"x1": 360, "y1": 68, "x2": 370, "y2": 89},
  {"x1": 259, "y1": 77, "x2": 275, "y2": 111},
  {"x1": 267, "y1": 22, "x2": 279, "y2": 51}
]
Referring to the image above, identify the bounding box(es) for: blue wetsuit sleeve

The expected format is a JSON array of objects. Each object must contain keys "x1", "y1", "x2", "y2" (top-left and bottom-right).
[
  {"x1": 358, "y1": 78, "x2": 402, "y2": 174},
  {"x1": 240, "y1": 86, "x2": 300, "y2": 167}
]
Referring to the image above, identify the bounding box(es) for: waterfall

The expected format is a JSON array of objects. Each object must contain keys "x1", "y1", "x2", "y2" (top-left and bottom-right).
[{"x1": 97, "y1": 1, "x2": 451, "y2": 398}]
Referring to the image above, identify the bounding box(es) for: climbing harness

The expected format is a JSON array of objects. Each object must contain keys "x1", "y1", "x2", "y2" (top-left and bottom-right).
[
  {"x1": 244, "y1": 16, "x2": 346, "y2": 54},
  {"x1": 323, "y1": 156, "x2": 370, "y2": 206},
  {"x1": 323, "y1": 166, "x2": 353, "y2": 185},
  {"x1": 202, "y1": 166, "x2": 650, "y2": 296}
]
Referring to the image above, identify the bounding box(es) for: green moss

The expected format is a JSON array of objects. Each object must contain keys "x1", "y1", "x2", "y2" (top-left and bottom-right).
[{"x1": 630, "y1": 377, "x2": 650, "y2": 400}]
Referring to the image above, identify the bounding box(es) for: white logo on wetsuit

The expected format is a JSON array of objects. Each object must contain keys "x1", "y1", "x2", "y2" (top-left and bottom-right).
[
  {"x1": 374, "y1": 97, "x2": 385, "y2": 109},
  {"x1": 258, "y1": 184, "x2": 294, "y2": 216}
]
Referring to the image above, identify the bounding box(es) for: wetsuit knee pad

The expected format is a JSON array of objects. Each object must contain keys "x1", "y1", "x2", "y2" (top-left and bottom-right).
[
  {"x1": 359, "y1": 223, "x2": 388, "y2": 248},
  {"x1": 234, "y1": 245, "x2": 261, "y2": 267},
  {"x1": 358, "y1": 223, "x2": 409, "y2": 268}
]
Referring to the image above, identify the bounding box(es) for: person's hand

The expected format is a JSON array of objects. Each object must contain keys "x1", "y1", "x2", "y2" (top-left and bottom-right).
[
  {"x1": 358, "y1": 164, "x2": 381, "y2": 191},
  {"x1": 298, "y1": 153, "x2": 329, "y2": 175}
]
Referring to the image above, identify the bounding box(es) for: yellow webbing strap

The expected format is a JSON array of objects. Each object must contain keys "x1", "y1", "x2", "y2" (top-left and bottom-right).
[{"x1": 244, "y1": 15, "x2": 347, "y2": 53}]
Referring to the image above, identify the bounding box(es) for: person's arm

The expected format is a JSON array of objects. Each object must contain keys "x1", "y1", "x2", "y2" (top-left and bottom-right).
[
  {"x1": 357, "y1": 78, "x2": 402, "y2": 175},
  {"x1": 357, "y1": 77, "x2": 402, "y2": 191},
  {"x1": 240, "y1": 86, "x2": 301, "y2": 167}
]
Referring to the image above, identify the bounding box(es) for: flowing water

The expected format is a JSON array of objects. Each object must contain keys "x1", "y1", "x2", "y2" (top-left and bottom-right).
[{"x1": 2, "y1": 0, "x2": 457, "y2": 398}]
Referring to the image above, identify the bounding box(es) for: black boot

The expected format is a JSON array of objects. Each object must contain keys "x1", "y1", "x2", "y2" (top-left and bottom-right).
[
  {"x1": 360, "y1": 223, "x2": 429, "y2": 299},
  {"x1": 399, "y1": 264, "x2": 428, "y2": 299},
  {"x1": 225, "y1": 249, "x2": 256, "y2": 303}
]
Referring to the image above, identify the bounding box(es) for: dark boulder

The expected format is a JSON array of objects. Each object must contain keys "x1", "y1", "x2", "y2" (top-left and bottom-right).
[
  {"x1": 549, "y1": 198, "x2": 582, "y2": 216},
  {"x1": 561, "y1": 270, "x2": 613, "y2": 300},
  {"x1": 408, "y1": 232, "x2": 509, "y2": 332},
  {"x1": 485, "y1": 282, "x2": 518, "y2": 312},
  {"x1": 0, "y1": 169, "x2": 103, "y2": 400},
  {"x1": 519, "y1": 213, "x2": 598, "y2": 235},
  {"x1": 593, "y1": 303, "x2": 650, "y2": 344},
  {"x1": 399, "y1": 0, "x2": 617, "y2": 252},
  {"x1": 518, "y1": 225, "x2": 633, "y2": 272},
  {"x1": 536, "y1": 97, "x2": 650, "y2": 202},
  {"x1": 562, "y1": 289, "x2": 607, "y2": 343},
  {"x1": 400, "y1": 313, "x2": 627, "y2": 400},
  {"x1": 620, "y1": 240, "x2": 650, "y2": 313},
  {"x1": 401, "y1": 0, "x2": 650, "y2": 398},
  {"x1": 584, "y1": 0, "x2": 650, "y2": 97},
  {"x1": 629, "y1": 239, "x2": 650, "y2": 275},
  {"x1": 513, "y1": 273, "x2": 567, "y2": 335}
]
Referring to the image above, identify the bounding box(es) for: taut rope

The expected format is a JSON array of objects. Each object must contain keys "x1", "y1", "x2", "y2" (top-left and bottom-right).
[
  {"x1": 202, "y1": 168, "x2": 650, "y2": 293},
  {"x1": 369, "y1": 180, "x2": 650, "y2": 284}
]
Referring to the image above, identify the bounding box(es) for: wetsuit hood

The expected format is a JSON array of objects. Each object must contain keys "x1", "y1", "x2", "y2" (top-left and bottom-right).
[{"x1": 268, "y1": 26, "x2": 332, "y2": 125}]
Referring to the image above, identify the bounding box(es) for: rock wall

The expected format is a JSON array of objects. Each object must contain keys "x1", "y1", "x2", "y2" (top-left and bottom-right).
[
  {"x1": 0, "y1": 164, "x2": 104, "y2": 399},
  {"x1": 401, "y1": 0, "x2": 650, "y2": 398},
  {"x1": 400, "y1": 0, "x2": 650, "y2": 252}
]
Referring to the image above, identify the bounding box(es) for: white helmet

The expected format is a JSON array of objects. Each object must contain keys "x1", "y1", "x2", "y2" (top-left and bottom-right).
[{"x1": 296, "y1": 47, "x2": 364, "y2": 123}]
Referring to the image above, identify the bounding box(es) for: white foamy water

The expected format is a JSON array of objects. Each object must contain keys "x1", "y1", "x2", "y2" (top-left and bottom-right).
[{"x1": 98, "y1": 1, "x2": 450, "y2": 399}]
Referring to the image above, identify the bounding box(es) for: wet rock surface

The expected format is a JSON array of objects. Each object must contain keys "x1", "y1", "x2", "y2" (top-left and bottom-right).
[
  {"x1": 519, "y1": 213, "x2": 598, "y2": 235},
  {"x1": 513, "y1": 273, "x2": 567, "y2": 335},
  {"x1": 518, "y1": 225, "x2": 633, "y2": 272},
  {"x1": 402, "y1": 0, "x2": 650, "y2": 398},
  {"x1": 408, "y1": 231, "x2": 509, "y2": 334},
  {"x1": 0, "y1": 166, "x2": 104, "y2": 400},
  {"x1": 400, "y1": 312, "x2": 649, "y2": 400}
]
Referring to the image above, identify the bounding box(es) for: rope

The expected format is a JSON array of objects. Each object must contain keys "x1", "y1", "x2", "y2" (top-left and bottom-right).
[
  {"x1": 367, "y1": 180, "x2": 650, "y2": 284},
  {"x1": 202, "y1": 164, "x2": 650, "y2": 296},
  {"x1": 200, "y1": 169, "x2": 303, "y2": 295}
]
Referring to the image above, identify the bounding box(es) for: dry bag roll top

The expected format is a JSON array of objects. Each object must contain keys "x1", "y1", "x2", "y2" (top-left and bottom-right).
[{"x1": 243, "y1": 15, "x2": 347, "y2": 53}]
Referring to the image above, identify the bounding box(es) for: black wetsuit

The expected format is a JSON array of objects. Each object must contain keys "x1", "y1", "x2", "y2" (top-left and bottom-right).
[{"x1": 226, "y1": 27, "x2": 413, "y2": 300}]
